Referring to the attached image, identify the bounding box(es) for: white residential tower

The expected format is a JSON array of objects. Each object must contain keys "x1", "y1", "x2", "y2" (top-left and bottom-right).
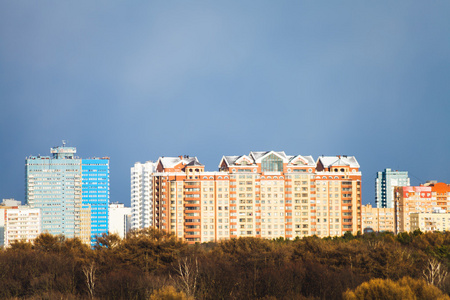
[{"x1": 131, "y1": 161, "x2": 157, "y2": 230}]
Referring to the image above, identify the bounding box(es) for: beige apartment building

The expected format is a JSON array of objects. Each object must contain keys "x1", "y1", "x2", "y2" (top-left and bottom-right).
[
  {"x1": 410, "y1": 210, "x2": 450, "y2": 232},
  {"x1": 0, "y1": 206, "x2": 41, "y2": 247},
  {"x1": 150, "y1": 151, "x2": 362, "y2": 244},
  {"x1": 361, "y1": 204, "x2": 395, "y2": 233},
  {"x1": 394, "y1": 182, "x2": 450, "y2": 234}
]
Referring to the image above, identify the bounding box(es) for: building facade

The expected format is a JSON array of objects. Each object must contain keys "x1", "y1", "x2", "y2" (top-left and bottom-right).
[
  {"x1": 0, "y1": 206, "x2": 41, "y2": 247},
  {"x1": 131, "y1": 161, "x2": 157, "y2": 230},
  {"x1": 410, "y1": 209, "x2": 450, "y2": 232},
  {"x1": 394, "y1": 182, "x2": 450, "y2": 233},
  {"x1": 148, "y1": 151, "x2": 362, "y2": 244},
  {"x1": 26, "y1": 144, "x2": 109, "y2": 244},
  {"x1": 26, "y1": 146, "x2": 83, "y2": 239},
  {"x1": 109, "y1": 203, "x2": 131, "y2": 238},
  {"x1": 82, "y1": 158, "x2": 110, "y2": 244},
  {"x1": 361, "y1": 204, "x2": 395, "y2": 233},
  {"x1": 375, "y1": 168, "x2": 410, "y2": 208}
]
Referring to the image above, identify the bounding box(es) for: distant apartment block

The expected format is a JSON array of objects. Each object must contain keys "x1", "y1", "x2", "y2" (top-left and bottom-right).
[
  {"x1": 410, "y1": 209, "x2": 450, "y2": 232},
  {"x1": 26, "y1": 144, "x2": 109, "y2": 245},
  {"x1": 0, "y1": 206, "x2": 40, "y2": 247},
  {"x1": 394, "y1": 182, "x2": 450, "y2": 234},
  {"x1": 375, "y1": 168, "x2": 410, "y2": 208},
  {"x1": 361, "y1": 204, "x2": 395, "y2": 233},
  {"x1": 144, "y1": 151, "x2": 362, "y2": 244},
  {"x1": 131, "y1": 161, "x2": 157, "y2": 230},
  {"x1": 109, "y1": 203, "x2": 131, "y2": 238}
]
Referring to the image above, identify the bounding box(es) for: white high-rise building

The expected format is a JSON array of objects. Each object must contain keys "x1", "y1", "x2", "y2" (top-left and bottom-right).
[
  {"x1": 108, "y1": 203, "x2": 131, "y2": 238},
  {"x1": 131, "y1": 161, "x2": 157, "y2": 230}
]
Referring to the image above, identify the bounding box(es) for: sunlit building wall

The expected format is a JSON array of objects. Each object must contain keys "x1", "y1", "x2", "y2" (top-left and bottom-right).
[
  {"x1": 131, "y1": 161, "x2": 157, "y2": 230},
  {"x1": 109, "y1": 203, "x2": 131, "y2": 238},
  {"x1": 361, "y1": 204, "x2": 395, "y2": 233},
  {"x1": 0, "y1": 206, "x2": 41, "y2": 247},
  {"x1": 410, "y1": 210, "x2": 450, "y2": 232},
  {"x1": 394, "y1": 182, "x2": 450, "y2": 234},
  {"x1": 150, "y1": 152, "x2": 362, "y2": 244}
]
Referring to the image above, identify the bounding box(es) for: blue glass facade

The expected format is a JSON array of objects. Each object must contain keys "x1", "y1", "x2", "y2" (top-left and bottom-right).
[{"x1": 82, "y1": 159, "x2": 110, "y2": 245}]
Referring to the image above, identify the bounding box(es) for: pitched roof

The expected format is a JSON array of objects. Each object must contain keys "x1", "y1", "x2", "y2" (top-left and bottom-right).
[
  {"x1": 250, "y1": 151, "x2": 288, "y2": 161},
  {"x1": 186, "y1": 160, "x2": 203, "y2": 166},
  {"x1": 221, "y1": 151, "x2": 315, "y2": 167},
  {"x1": 159, "y1": 156, "x2": 203, "y2": 168},
  {"x1": 221, "y1": 156, "x2": 241, "y2": 166},
  {"x1": 287, "y1": 155, "x2": 316, "y2": 166},
  {"x1": 317, "y1": 156, "x2": 360, "y2": 168}
]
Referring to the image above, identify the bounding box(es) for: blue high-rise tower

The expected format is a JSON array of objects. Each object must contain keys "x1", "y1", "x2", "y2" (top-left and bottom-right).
[{"x1": 82, "y1": 158, "x2": 110, "y2": 245}]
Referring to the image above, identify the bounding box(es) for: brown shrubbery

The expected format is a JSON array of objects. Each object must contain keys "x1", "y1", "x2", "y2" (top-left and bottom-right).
[
  {"x1": 343, "y1": 277, "x2": 450, "y2": 300},
  {"x1": 0, "y1": 229, "x2": 450, "y2": 299}
]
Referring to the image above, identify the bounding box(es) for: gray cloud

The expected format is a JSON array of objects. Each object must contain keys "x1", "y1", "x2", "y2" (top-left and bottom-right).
[{"x1": 1, "y1": 1, "x2": 449, "y2": 204}]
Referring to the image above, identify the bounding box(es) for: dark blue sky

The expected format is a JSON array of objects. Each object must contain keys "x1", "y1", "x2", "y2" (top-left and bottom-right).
[{"x1": 1, "y1": 1, "x2": 449, "y2": 206}]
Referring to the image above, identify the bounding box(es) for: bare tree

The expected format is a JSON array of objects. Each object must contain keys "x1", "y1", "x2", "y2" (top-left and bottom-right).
[
  {"x1": 175, "y1": 257, "x2": 199, "y2": 299},
  {"x1": 82, "y1": 262, "x2": 97, "y2": 299},
  {"x1": 423, "y1": 258, "x2": 448, "y2": 288}
]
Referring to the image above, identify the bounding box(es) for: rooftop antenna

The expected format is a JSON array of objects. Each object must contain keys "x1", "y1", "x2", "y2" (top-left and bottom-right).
[{"x1": 62, "y1": 140, "x2": 66, "y2": 147}]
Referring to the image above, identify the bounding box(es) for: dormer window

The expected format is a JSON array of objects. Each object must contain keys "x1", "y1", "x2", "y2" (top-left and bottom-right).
[{"x1": 261, "y1": 154, "x2": 283, "y2": 172}]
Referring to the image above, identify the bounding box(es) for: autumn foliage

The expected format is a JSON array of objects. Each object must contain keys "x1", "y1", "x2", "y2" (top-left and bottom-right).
[
  {"x1": 343, "y1": 277, "x2": 450, "y2": 300},
  {"x1": 1, "y1": 229, "x2": 450, "y2": 299}
]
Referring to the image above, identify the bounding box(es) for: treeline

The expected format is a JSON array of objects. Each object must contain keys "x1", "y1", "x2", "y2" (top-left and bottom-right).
[{"x1": 1, "y1": 229, "x2": 450, "y2": 299}]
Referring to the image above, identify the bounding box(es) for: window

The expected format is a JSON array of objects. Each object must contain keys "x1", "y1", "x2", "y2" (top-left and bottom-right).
[{"x1": 261, "y1": 154, "x2": 283, "y2": 172}]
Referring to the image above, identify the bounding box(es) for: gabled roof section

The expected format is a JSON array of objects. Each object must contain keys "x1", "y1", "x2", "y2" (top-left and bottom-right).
[
  {"x1": 249, "y1": 151, "x2": 269, "y2": 161},
  {"x1": 234, "y1": 155, "x2": 255, "y2": 166},
  {"x1": 158, "y1": 156, "x2": 203, "y2": 169},
  {"x1": 288, "y1": 155, "x2": 315, "y2": 166},
  {"x1": 317, "y1": 156, "x2": 360, "y2": 168},
  {"x1": 250, "y1": 151, "x2": 289, "y2": 163},
  {"x1": 219, "y1": 156, "x2": 241, "y2": 168},
  {"x1": 218, "y1": 155, "x2": 256, "y2": 168},
  {"x1": 186, "y1": 160, "x2": 203, "y2": 166},
  {"x1": 220, "y1": 151, "x2": 317, "y2": 168}
]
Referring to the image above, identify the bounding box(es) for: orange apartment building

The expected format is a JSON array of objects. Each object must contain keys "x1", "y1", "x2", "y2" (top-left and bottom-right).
[
  {"x1": 394, "y1": 182, "x2": 450, "y2": 234},
  {"x1": 151, "y1": 151, "x2": 362, "y2": 243}
]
